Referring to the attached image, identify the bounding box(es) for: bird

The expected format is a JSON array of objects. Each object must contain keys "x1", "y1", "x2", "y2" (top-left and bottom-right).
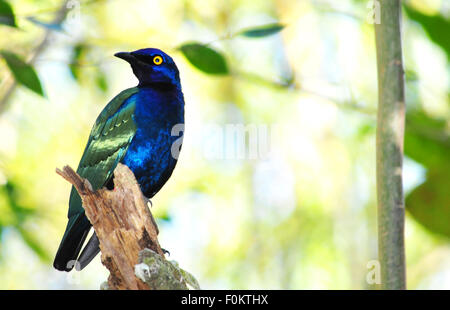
[{"x1": 53, "y1": 48, "x2": 184, "y2": 272}]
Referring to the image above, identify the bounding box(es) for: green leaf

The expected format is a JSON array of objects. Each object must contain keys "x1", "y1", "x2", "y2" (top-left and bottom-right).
[
  {"x1": 404, "y1": 5, "x2": 450, "y2": 60},
  {"x1": 406, "y1": 168, "x2": 450, "y2": 239},
  {"x1": 0, "y1": 0, "x2": 17, "y2": 28},
  {"x1": 0, "y1": 51, "x2": 44, "y2": 96},
  {"x1": 179, "y1": 43, "x2": 228, "y2": 75},
  {"x1": 405, "y1": 110, "x2": 450, "y2": 238},
  {"x1": 238, "y1": 23, "x2": 285, "y2": 38}
]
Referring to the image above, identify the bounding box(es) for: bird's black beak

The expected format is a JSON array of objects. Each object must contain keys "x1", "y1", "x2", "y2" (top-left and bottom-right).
[{"x1": 114, "y1": 52, "x2": 136, "y2": 63}]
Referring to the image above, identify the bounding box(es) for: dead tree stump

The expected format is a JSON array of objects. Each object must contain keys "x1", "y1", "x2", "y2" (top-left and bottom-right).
[{"x1": 56, "y1": 163, "x2": 199, "y2": 290}]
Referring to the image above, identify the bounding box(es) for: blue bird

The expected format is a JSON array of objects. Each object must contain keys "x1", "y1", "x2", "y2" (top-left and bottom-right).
[{"x1": 53, "y1": 48, "x2": 184, "y2": 271}]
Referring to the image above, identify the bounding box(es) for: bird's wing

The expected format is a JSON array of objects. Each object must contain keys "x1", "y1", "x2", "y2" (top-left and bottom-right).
[
  {"x1": 68, "y1": 87, "x2": 140, "y2": 218},
  {"x1": 54, "y1": 87, "x2": 140, "y2": 271}
]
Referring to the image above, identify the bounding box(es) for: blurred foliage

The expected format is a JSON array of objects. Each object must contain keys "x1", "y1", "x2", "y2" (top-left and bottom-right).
[
  {"x1": 0, "y1": 0, "x2": 448, "y2": 289},
  {"x1": 237, "y1": 23, "x2": 285, "y2": 38},
  {"x1": 69, "y1": 43, "x2": 108, "y2": 92},
  {"x1": 178, "y1": 24, "x2": 285, "y2": 75},
  {"x1": 0, "y1": 181, "x2": 50, "y2": 261},
  {"x1": 401, "y1": 1, "x2": 450, "y2": 241},
  {"x1": 0, "y1": 0, "x2": 16, "y2": 28},
  {"x1": 404, "y1": 4, "x2": 450, "y2": 61},
  {"x1": 405, "y1": 111, "x2": 450, "y2": 239}
]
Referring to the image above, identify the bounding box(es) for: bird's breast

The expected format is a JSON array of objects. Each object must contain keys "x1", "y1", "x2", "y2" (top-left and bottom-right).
[{"x1": 122, "y1": 87, "x2": 184, "y2": 197}]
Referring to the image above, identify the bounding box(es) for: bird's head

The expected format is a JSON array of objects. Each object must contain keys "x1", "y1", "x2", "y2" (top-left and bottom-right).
[{"x1": 115, "y1": 48, "x2": 180, "y2": 88}]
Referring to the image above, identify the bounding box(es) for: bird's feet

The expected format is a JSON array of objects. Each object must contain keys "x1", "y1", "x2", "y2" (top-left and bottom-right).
[
  {"x1": 144, "y1": 197, "x2": 159, "y2": 234},
  {"x1": 161, "y1": 248, "x2": 170, "y2": 256},
  {"x1": 146, "y1": 198, "x2": 153, "y2": 208}
]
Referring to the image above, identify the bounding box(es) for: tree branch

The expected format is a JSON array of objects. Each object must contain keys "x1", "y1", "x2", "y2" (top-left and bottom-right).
[
  {"x1": 374, "y1": 0, "x2": 406, "y2": 289},
  {"x1": 56, "y1": 163, "x2": 199, "y2": 290}
]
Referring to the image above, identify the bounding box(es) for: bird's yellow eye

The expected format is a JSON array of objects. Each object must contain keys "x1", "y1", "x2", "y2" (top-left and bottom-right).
[{"x1": 153, "y1": 55, "x2": 163, "y2": 65}]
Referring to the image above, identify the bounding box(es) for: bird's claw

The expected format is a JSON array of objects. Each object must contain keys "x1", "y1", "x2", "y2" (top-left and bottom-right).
[{"x1": 161, "y1": 248, "x2": 170, "y2": 256}]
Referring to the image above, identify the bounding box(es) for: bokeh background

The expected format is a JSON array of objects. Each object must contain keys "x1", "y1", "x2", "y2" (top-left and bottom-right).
[{"x1": 0, "y1": 0, "x2": 449, "y2": 289}]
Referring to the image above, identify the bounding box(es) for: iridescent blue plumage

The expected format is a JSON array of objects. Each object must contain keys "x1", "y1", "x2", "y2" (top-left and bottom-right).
[
  {"x1": 123, "y1": 86, "x2": 184, "y2": 198},
  {"x1": 54, "y1": 48, "x2": 184, "y2": 271}
]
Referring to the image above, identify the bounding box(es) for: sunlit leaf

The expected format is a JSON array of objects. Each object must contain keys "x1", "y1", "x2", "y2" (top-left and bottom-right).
[
  {"x1": 238, "y1": 23, "x2": 285, "y2": 38},
  {"x1": 0, "y1": 0, "x2": 17, "y2": 28},
  {"x1": 0, "y1": 51, "x2": 44, "y2": 96},
  {"x1": 179, "y1": 43, "x2": 228, "y2": 75}
]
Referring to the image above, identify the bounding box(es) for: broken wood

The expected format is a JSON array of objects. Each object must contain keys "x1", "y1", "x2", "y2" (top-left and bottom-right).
[{"x1": 56, "y1": 163, "x2": 167, "y2": 289}]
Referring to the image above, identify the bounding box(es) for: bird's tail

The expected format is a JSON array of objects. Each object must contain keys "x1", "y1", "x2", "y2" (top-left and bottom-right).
[
  {"x1": 53, "y1": 213, "x2": 91, "y2": 271},
  {"x1": 77, "y1": 233, "x2": 101, "y2": 270}
]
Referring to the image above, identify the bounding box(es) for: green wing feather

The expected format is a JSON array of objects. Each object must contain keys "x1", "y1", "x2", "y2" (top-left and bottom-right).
[{"x1": 68, "y1": 87, "x2": 139, "y2": 218}]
